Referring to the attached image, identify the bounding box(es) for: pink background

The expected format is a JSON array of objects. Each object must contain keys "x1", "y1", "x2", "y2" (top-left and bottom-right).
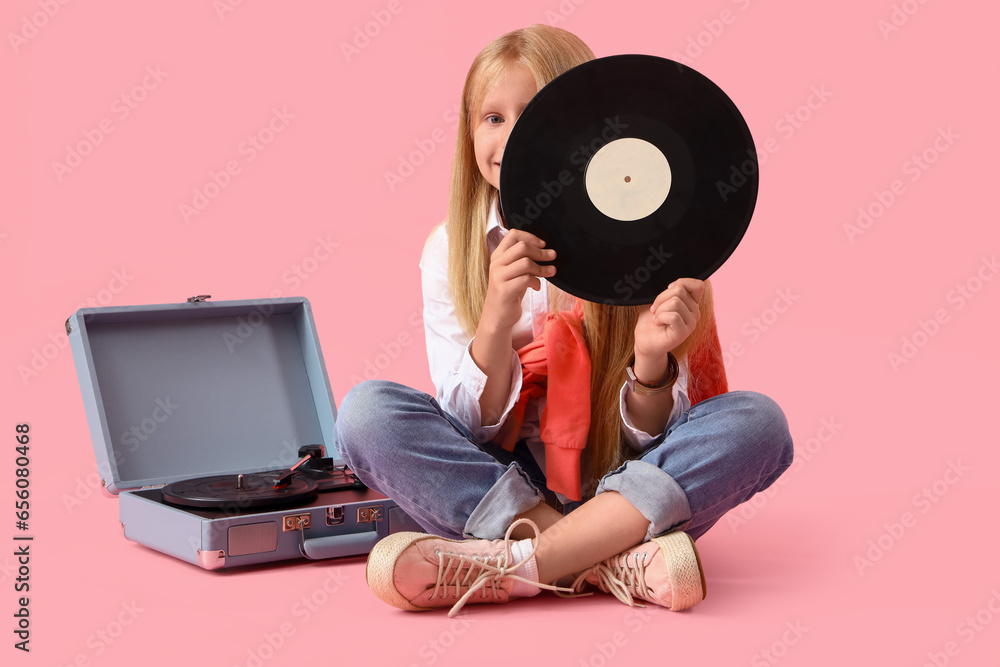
[{"x1": 3, "y1": 0, "x2": 998, "y2": 664}]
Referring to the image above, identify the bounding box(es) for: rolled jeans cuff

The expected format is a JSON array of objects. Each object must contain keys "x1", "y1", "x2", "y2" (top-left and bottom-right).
[
  {"x1": 596, "y1": 460, "x2": 692, "y2": 542},
  {"x1": 463, "y1": 463, "x2": 543, "y2": 539}
]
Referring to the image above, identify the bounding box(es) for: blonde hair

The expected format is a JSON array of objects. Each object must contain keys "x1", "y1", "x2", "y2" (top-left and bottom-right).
[
  {"x1": 582, "y1": 282, "x2": 716, "y2": 486},
  {"x1": 441, "y1": 25, "x2": 718, "y2": 491},
  {"x1": 445, "y1": 24, "x2": 595, "y2": 332}
]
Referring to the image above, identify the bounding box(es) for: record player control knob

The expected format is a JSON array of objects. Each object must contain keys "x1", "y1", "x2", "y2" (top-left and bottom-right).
[{"x1": 236, "y1": 474, "x2": 244, "y2": 490}]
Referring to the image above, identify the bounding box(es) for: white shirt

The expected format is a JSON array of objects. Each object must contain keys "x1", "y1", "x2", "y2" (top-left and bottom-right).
[{"x1": 418, "y1": 199, "x2": 690, "y2": 487}]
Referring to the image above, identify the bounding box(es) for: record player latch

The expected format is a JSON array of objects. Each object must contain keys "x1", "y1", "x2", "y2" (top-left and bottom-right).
[
  {"x1": 358, "y1": 505, "x2": 383, "y2": 523},
  {"x1": 282, "y1": 514, "x2": 312, "y2": 532}
]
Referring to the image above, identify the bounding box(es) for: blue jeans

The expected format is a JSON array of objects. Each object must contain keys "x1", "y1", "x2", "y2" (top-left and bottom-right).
[{"x1": 335, "y1": 380, "x2": 793, "y2": 542}]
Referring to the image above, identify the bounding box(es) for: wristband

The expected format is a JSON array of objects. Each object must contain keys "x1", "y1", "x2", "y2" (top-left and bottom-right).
[{"x1": 626, "y1": 352, "x2": 679, "y2": 395}]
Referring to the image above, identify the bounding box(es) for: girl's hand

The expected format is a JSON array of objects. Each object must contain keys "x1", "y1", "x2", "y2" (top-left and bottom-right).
[
  {"x1": 480, "y1": 229, "x2": 556, "y2": 332},
  {"x1": 632, "y1": 278, "x2": 704, "y2": 379}
]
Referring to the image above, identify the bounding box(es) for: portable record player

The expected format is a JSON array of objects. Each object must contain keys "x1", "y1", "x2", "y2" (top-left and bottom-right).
[{"x1": 67, "y1": 295, "x2": 422, "y2": 570}]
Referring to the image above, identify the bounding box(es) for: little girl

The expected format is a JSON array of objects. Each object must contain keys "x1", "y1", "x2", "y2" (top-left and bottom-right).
[{"x1": 336, "y1": 24, "x2": 793, "y2": 616}]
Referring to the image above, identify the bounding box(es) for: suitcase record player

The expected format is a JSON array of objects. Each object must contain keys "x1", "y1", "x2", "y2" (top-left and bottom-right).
[{"x1": 67, "y1": 295, "x2": 422, "y2": 570}]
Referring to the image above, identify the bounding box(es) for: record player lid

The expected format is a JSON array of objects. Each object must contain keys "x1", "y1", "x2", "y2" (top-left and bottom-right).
[{"x1": 68, "y1": 297, "x2": 339, "y2": 494}]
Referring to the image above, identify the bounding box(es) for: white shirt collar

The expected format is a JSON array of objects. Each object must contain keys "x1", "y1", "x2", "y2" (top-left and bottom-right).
[{"x1": 486, "y1": 195, "x2": 508, "y2": 248}]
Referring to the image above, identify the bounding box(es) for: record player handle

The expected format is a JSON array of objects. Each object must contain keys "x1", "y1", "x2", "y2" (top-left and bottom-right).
[{"x1": 299, "y1": 530, "x2": 381, "y2": 560}]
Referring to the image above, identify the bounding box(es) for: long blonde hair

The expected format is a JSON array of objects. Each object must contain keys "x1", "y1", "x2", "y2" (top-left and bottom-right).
[
  {"x1": 581, "y1": 283, "x2": 717, "y2": 488},
  {"x1": 442, "y1": 25, "x2": 718, "y2": 491},
  {"x1": 446, "y1": 25, "x2": 595, "y2": 332}
]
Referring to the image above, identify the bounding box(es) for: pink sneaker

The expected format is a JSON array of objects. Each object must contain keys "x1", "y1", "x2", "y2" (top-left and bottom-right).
[
  {"x1": 366, "y1": 518, "x2": 573, "y2": 617},
  {"x1": 571, "y1": 531, "x2": 706, "y2": 611}
]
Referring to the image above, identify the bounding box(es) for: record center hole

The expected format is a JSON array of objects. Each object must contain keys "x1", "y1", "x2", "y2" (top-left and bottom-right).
[{"x1": 624, "y1": 176, "x2": 632, "y2": 183}]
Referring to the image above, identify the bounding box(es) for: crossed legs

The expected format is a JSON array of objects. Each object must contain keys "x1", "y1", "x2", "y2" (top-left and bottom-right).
[{"x1": 337, "y1": 380, "x2": 793, "y2": 610}]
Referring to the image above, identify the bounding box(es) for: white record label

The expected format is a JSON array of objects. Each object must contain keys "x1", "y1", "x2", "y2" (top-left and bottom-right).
[{"x1": 584, "y1": 137, "x2": 672, "y2": 222}]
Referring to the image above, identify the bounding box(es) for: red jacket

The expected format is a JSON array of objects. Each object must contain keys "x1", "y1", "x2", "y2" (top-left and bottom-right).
[{"x1": 496, "y1": 300, "x2": 728, "y2": 501}]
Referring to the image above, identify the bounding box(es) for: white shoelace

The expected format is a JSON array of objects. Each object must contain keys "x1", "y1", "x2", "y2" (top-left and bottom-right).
[
  {"x1": 568, "y1": 549, "x2": 652, "y2": 608},
  {"x1": 430, "y1": 518, "x2": 575, "y2": 617}
]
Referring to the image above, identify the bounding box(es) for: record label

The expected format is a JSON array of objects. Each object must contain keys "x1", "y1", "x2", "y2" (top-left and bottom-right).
[{"x1": 585, "y1": 137, "x2": 672, "y2": 222}]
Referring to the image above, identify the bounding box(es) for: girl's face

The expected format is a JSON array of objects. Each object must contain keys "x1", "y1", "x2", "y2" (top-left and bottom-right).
[{"x1": 472, "y1": 66, "x2": 538, "y2": 190}]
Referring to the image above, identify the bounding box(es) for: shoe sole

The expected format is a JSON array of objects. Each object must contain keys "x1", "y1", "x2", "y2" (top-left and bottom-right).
[
  {"x1": 652, "y1": 532, "x2": 706, "y2": 611},
  {"x1": 366, "y1": 531, "x2": 461, "y2": 612}
]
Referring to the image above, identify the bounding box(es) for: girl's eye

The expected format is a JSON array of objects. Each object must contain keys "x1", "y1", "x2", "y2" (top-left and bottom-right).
[{"x1": 486, "y1": 114, "x2": 503, "y2": 125}]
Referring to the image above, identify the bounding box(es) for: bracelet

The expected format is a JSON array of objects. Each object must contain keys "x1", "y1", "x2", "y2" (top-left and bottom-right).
[{"x1": 626, "y1": 352, "x2": 679, "y2": 395}]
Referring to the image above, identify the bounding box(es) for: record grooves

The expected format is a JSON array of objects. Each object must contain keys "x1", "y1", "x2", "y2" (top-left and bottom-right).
[
  {"x1": 161, "y1": 472, "x2": 319, "y2": 509},
  {"x1": 499, "y1": 54, "x2": 758, "y2": 305}
]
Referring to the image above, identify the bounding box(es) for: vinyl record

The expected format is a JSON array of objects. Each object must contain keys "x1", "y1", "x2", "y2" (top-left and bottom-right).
[
  {"x1": 161, "y1": 472, "x2": 319, "y2": 509},
  {"x1": 499, "y1": 54, "x2": 757, "y2": 305}
]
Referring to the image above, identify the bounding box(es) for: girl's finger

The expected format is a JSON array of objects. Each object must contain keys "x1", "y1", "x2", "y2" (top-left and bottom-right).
[
  {"x1": 499, "y1": 256, "x2": 556, "y2": 282},
  {"x1": 495, "y1": 228, "x2": 547, "y2": 253},
  {"x1": 494, "y1": 237, "x2": 556, "y2": 268},
  {"x1": 653, "y1": 298, "x2": 696, "y2": 330},
  {"x1": 650, "y1": 278, "x2": 704, "y2": 312}
]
